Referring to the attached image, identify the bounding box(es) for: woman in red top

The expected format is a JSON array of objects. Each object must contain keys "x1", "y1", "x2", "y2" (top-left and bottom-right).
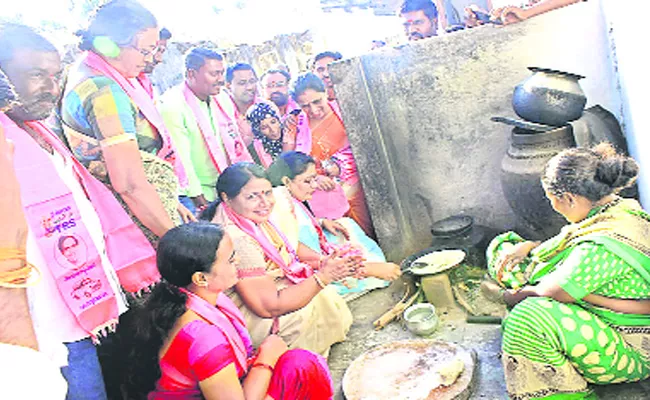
[{"x1": 120, "y1": 222, "x2": 333, "y2": 399}]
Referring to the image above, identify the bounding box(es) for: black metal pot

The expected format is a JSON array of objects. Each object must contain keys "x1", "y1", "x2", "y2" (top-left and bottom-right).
[{"x1": 513, "y1": 67, "x2": 587, "y2": 127}]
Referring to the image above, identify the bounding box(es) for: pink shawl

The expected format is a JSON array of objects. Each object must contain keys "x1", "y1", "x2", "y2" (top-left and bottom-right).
[
  {"x1": 1, "y1": 114, "x2": 160, "y2": 294},
  {"x1": 218, "y1": 203, "x2": 313, "y2": 284},
  {"x1": 1, "y1": 113, "x2": 161, "y2": 339},
  {"x1": 180, "y1": 289, "x2": 253, "y2": 373},
  {"x1": 81, "y1": 51, "x2": 188, "y2": 188},
  {"x1": 294, "y1": 100, "x2": 341, "y2": 155},
  {"x1": 182, "y1": 83, "x2": 259, "y2": 172}
]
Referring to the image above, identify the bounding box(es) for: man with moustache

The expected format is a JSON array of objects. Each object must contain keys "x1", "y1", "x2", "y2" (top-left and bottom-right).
[
  {"x1": 0, "y1": 23, "x2": 130, "y2": 399},
  {"x1": 400, "y1": 0, "x2": 440, "y2": 41},
  {"x1": 1, "y1": 74, "x2": 68, "y2": 398},
  {"x1": 161, "y1": 48, "x2": 250, "y2": 212},
  {"x1": 217, "y1": 62, "x2": 259, "y2": 147},
  {"x1": 261, "y1": 68, "x2": 299, "y2": 119},
  {"x1": 312, "y1": 51, "x2": 342, "y2": 102}
]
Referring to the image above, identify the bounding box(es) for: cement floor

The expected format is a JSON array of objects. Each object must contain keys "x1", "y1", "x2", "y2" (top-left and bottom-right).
[{"x1": 328, "y1": 278, "x2": 650, "y2": 400}]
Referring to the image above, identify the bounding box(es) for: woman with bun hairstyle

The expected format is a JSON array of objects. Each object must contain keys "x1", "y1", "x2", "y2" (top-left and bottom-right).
[
  {"x1": 484, "y1": 143, "x2": 650, "y2": 399},
  {"x1": 61, "y1": 0, "x2": 193, "y2": 245}
]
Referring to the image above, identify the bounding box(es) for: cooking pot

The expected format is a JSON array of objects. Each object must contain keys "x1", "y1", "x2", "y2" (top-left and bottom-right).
[{"x1": 513, "y1": 67, "x2": 586, "y2": 126}]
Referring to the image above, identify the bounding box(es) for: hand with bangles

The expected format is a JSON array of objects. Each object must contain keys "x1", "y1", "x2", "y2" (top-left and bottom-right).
[
  {"x1": 254, "y1": 334, "x2": 289, "y2": 368},
  {"x1": 322, "y1": 158, "x2": 341, "y2": 178}
]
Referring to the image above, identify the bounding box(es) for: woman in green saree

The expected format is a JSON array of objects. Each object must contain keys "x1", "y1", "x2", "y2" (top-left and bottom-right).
[{"x1": 484, "y1": 143, "x2": 650, "y2": 399}]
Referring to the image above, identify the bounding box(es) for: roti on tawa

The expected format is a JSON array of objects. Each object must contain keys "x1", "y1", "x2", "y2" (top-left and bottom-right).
[
  {"x1": 410, "y1": 250, "x2": 466, "y2": 276},
  {"x1": 342, "y1": 340, "x2": 475, "y2": 400}
]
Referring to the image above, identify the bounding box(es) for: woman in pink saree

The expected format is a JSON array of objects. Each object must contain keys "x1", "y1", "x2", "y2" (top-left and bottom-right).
[{"x1": 120, "y1": 222, "x2": 333, "y2": 399}]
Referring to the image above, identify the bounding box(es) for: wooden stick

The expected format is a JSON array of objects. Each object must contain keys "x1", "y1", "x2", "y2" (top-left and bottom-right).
[{"x1": 373, "y1": 288, "x2": 420, "y2": 330}]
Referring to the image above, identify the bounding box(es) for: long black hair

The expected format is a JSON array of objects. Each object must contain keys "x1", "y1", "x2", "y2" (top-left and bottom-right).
[
  {"x1": 266, "y1": 151, "x2": 316, "y2": 187},
  {"x1": 119, "y1": 222, "x2": 225, "y2": 399},
  {"x1": 200, "y1": 162, "x2": 268, "y2": 221}
]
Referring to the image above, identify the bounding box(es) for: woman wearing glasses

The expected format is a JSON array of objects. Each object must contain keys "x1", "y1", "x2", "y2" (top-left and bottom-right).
[{"x1": 60, "y1": 0, "x2": 193, "y2": 245}]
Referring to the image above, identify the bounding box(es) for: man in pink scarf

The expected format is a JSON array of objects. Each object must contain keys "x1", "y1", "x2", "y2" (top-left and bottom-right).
[
  {"x1": 0, "y1": 23, "x2": 135, "y2": 399},
  {"x1": 160, "y1": 48, "x2": 254, "y2": 214},
  {"x1": 218, "y1": 62, "x2": 259, "y2": 146}
]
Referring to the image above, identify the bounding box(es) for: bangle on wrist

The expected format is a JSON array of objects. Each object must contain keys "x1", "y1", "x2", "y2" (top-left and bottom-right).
[
  {"x1": 0, "y1": 248, "x2": 41, "y2": 288},
  {"x1": 313, "y1": 273, "x2": 327, "y2": 289},
  {"x1": 251, "y1": 362, "x2": 274, "y2": 373}
]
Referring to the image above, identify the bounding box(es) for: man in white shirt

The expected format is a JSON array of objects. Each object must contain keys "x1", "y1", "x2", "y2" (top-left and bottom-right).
[{"x1": 0, "y1": 23, "x2": 128, "y2": 400}]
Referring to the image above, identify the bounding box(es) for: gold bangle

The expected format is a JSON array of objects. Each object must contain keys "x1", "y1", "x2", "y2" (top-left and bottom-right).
[
  {"x1": 313, "y1": 273, "x2": 326, "y2": 289},
  {"x1": 0, "y1": 248, "x2": 41, "y2": 289}
]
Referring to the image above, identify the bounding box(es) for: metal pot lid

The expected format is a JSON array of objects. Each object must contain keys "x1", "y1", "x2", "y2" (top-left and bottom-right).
[
  {"x1": 527, "y1": 67, "x2": 585, "y2": 80},
  {"x1": 431, "y1": 215, "x2": 474, "y2": 237}
]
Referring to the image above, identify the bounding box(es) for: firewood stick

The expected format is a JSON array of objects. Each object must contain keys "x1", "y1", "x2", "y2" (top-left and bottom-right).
[{"x1": 373, "y1": 290, "x2": 420, "y2": 330}]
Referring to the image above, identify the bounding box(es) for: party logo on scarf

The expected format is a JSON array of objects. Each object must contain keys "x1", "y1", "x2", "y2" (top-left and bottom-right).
[{"x1": 42, "y1": 205, "x2": 77, "y2": 238}]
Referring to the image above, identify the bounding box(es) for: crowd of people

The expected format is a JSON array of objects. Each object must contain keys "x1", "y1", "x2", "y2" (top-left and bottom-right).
[{"x1": 0, "y1": 0, "x2": 647, "y2": 399}]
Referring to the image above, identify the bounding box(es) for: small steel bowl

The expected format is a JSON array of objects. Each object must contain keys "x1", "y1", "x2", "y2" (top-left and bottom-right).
[{"x1": 404, "y1": 303, "x2": 439, "y2": 336}]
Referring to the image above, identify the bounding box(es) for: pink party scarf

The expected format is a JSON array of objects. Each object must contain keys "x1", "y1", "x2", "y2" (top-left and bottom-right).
[
  {"x1": 219, "y1": 203, "x2": 313, "y2": 284},
  {"x1": 220, "y1": 93, "x2": 274, "y2": 168},
  {"x1": 1, "y1": 114, "x2": 160, "y2": 298},
  {"x1": 293, "y1": 199, "x2": 335, "y2": 255},
  {"x1": 252, "y1": 138, "x2": 274, "y2": 168},
  {"x1": 180, "y1": 288, "x2": 253, "y2": 373},
  {"x1": 81, "y1": 51, "x2": 188, "y2": 188},
  {"x1": 181, "y1": 83, "x2": 258, "y2": 172},
  {"x1": 292, "y1": 197, "x2": 363, "y2": 260},
  {"x1": 294, "y1": 100, "x2": 342, "y2": 155},
  {"x1": 3, "y1": 114, "x2": 119, "y2": 341}
]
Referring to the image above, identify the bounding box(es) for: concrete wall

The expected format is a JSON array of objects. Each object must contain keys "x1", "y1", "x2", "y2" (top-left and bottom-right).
[
  {"x1": 330, "y1": 0, "x2": 622, "y2": 261},
  {"x1": 601, "y1": 0, "x2": 650, "y2": 208}
]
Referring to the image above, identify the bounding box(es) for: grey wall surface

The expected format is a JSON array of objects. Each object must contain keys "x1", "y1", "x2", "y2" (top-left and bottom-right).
[{"x1": 329, "y1": 0, "x2": 621, "y2": 262}]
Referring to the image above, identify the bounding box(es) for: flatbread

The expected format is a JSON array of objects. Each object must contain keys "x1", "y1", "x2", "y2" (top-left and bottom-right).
[
  {"x1": 342, "y1": 340, "x2": 475, "y2": 400},
  {"x1": 410, "y1": 250, "x2": 466, "y2": 276}
]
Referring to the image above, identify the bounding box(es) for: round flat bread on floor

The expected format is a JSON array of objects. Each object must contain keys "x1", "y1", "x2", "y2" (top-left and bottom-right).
[{"x1": 343, "y1": 340, "x2": 476, "y2": 400}]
